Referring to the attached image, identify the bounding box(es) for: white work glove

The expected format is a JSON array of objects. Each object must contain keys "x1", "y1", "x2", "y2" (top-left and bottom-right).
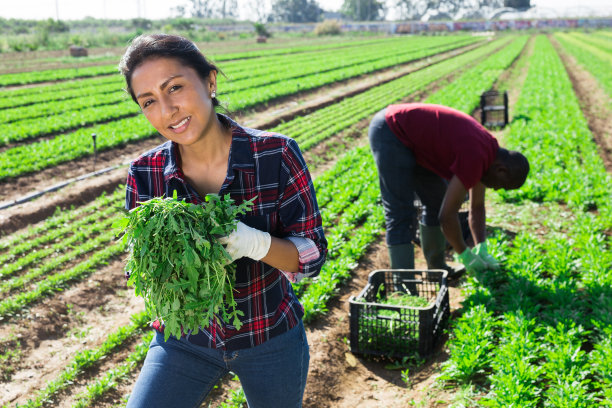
[
  {"x1": 474, "y1": 241, "x2": 501, "y2": 271},
  {"x1": 218, "y1": 221, "x2": 271, "y2": 262}
]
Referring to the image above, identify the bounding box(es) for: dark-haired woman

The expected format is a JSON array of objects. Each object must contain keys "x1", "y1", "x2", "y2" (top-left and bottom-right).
[{"x1": 119, "y1": 34, "x2": 327, "y2": 408}]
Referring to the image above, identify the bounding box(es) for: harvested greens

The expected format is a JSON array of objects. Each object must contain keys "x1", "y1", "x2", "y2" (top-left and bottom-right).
[{"x1": 114, "y1": 192, "x2": 253, "y2": 341}]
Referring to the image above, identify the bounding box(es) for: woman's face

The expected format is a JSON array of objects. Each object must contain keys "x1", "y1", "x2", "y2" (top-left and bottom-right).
[{"x1": 130, "y1": 57, "x2": 217, "y2": 147}]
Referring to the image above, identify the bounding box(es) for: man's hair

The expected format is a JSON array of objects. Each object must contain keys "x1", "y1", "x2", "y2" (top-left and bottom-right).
[{"x1": 498, "y1": 148, "x2": 530, "y2": 189}]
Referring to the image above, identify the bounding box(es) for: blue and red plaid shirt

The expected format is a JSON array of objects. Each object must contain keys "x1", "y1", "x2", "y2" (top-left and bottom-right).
[{"x1": 125, "y1": 114, "x2": 327, "y2": 350}]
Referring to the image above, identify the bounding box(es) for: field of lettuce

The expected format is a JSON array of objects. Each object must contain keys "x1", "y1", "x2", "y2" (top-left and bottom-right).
[{"x1": 0, "y1": 31, "x2": 610, "y2": 407}]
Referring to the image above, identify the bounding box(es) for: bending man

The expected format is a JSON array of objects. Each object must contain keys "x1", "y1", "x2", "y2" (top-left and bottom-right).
[{"x1": 368, "y1": 103, "x2": 529, "y2": 276}]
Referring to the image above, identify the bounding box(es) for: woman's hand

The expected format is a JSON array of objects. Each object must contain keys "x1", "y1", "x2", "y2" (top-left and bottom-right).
[{"x1": 219, "y1": 221, "x2": 271, "y2": 262}]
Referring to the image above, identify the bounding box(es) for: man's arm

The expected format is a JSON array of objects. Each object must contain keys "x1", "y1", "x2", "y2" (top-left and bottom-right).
[
  {"x1": 438, "y1": 175, "x2": 469, "y2": 254},
  {"x1": 469, "y1": 182, "x2": 487, "y2": 245}
]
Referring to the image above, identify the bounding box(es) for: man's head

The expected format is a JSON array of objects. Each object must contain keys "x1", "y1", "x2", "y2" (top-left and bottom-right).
[{"x1": 481, "y1": 148, "x2": 530, "y2": 190}]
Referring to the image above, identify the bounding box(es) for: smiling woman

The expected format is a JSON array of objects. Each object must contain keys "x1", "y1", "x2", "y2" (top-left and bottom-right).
[{"x1": 117, "y1": 34, "x2": 327, "y2": 408}]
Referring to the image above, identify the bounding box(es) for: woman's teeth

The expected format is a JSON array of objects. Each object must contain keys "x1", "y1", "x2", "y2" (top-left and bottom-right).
[{"x1": 171, "y1": 117, "x2": 189, "y2": 129}]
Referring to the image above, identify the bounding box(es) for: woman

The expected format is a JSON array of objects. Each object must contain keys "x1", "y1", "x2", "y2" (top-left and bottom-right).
[{"x1": 119, "y1": 34, "x2": 327, "y2": 408}]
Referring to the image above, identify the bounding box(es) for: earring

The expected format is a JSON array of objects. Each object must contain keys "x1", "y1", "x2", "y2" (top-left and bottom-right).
[{"x1": 211, "y1": 91, "x2": 216, "y2": 98}]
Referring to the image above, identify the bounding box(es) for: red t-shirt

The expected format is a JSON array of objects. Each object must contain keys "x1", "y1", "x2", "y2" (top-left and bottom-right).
[{"x1": 385, "y1": 103, "x2": 499, "y2": 190}]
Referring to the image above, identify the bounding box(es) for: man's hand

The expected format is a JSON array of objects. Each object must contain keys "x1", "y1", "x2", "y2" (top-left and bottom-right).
[
  {"x1": 457, "y1": 248, "x2": 487, "y2": 273},
  {"x1": 218, "y1": 221, "x2": 271, "y2": 262},
  {"x1": 474, "y1": 241, "x2": 500, "y2": 271}
]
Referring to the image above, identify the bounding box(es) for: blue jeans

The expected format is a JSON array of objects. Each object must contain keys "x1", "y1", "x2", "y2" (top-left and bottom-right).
[
  {"x1": 368, "y1": 108, "x2": 448, "y2": 246},
  {"x1": 126, "y1": 320, "x2": 310, "y2": 408}
]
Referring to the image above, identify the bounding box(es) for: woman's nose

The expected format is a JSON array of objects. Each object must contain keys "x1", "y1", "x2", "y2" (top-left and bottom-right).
[{"x1": 161, "y1": 97, "x2": 178, "y2": 119}]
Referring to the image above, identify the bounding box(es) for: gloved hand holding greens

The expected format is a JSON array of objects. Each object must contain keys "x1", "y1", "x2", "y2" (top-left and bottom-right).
[{"x1": 114, "y1": 191, "x2": 253, "y2": 341}]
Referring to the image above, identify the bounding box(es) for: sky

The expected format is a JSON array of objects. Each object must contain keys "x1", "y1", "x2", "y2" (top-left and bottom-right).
[{"x1": 0, "y1": 0, "x2": 610, "y2": 21}]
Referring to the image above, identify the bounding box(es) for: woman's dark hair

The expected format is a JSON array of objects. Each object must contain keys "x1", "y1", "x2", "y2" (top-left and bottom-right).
[{"x1": 119, "y1": 34, "x2": 223, "y2": 109}]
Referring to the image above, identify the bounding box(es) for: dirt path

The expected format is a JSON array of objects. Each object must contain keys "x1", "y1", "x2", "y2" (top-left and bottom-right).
[
  {"x1": 551, "y1": 36, "x2": 612, "y2": 172},
  {"x1": 0, "y1": 258, "x2": 145, "y2": 406}
]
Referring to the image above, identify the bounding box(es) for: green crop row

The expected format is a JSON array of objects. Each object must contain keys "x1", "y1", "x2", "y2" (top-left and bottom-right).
[
  {"x1": 0, "y1": 35, "x2": 461, "y2": 90},
  {"x1": 1, "y1": 88, "x2": 130, "y2": 124},
  {"x1": 0, "y1": 65, "x2": 119, "y2": 88},
  {"x1": 10, "y1": 313, "x2": 149, "y2": 408},
  {"x1": 0, "y1": 219, "x2": 117, "y2": 296},
  {"x1": 275, "y1": 36, "x2": 524, "y2": 152},
  {"x1": 209, "y1": 36, "x2": 414, "y2": 63},
  {"x1": 0, "y1": 240, "x2": 125, "y2": 319},
  {"x1": 555, "y1": 32, "x2": 612, "y2": 102},
  {"x1": 425, "y1": 36, "x2": 528, "y2": 109},
  {"x1": 0, "y1": 36, "x2": 442, "y2": 123},
  {"x1": 1, "y1": 36, "x2": 474, "y2": 145},
  {"x1": 220, "y1": 35, "x2": 434, "y2": 81},
  {"x1": 499, "y1": 36, "x2": 611, "y2": 211},
  {"x1": 0, "y1": 188, "x2": 123, "y2": 247},
  {"x1": 221, "y1": 36, "x2": 479, "y2": 113},
  {"x1": 0, "y1": 76, "x2": 122, "y2": 108},
  {"x1": 0, "y1": 99, "x2": 136, "y2": 146},
  {"x1": 0, "y1": 114, "x2": 156, "y2": 180},
  {"x1": 0, "y1": 206, "x2": 119, "y2": 280},
  {"x1": 218, "y1": 36, "x2": 475, "y2": 95},
  {"x1": 566, "y1": 31, "x2": 612, "y2": 54},
  {"x1": 0, "y1": 36, "x2": 481, "y2": 180},
  {"x1": 440, "y1": 36, "x2": 612, "y2": 406},
  {"x1": 0, "y1": 37, "x2": 419, "y2": 108}
]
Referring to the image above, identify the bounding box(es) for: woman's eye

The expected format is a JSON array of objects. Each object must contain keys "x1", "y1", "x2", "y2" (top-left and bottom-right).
[
  {"x1": 142, "y1": 100, "x2": 153, "y2": 108},
  {"x1": 169, "y1": 85, "x2": 182, "y2": 93}
]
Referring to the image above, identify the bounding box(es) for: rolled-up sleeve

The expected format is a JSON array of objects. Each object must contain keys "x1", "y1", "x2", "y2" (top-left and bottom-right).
[{"x1": 278, "y1": 139, "x2": 327, "y2": 281}]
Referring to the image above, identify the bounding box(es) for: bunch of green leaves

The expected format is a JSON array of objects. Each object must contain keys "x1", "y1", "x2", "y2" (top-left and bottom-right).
[
  {"x1": 358, "y1": 283, "x2": 431, "y2": 310},
  {"x1": 114, "y1": 192, "x2": 253, "y2": 341}
]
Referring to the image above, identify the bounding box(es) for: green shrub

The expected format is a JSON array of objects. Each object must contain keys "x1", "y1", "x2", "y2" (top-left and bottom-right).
[{"x1": 314, "y1": 20, "x2": 342, "y2": 36}]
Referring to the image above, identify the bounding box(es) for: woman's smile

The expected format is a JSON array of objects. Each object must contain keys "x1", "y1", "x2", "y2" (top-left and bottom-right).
[{"x1": 169, "y1": 116, "x2": 191, "y2": 133}]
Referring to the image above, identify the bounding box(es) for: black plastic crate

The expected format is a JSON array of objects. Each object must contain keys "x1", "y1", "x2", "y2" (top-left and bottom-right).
[
  {"x1": 348, "y1": 269, "x2": 449, "y2": 359},
  {"x1": 480, "y1": 90, "x2": 509, "y2": 128}
]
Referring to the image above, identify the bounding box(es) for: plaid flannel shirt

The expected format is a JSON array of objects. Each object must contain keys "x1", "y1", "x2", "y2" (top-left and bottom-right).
[{"x1": 125, "y1": 115, "x2": 327, "y2": 350}]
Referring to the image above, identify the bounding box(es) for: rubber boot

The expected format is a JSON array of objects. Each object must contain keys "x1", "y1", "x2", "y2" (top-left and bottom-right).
[
  {"x1": 419, "y1": 224, "x2": 465, "y2": 279},
  {"x1": 388, "y1": 243, "x2": 415, "y2": 270}
]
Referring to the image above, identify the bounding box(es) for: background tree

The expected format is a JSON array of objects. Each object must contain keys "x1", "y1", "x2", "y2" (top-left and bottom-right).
[
  {"x1": 171, "y1": 0, "x2": 215, "y2": 18},
  {"x1": 504, "y1": 0, "x2": 530, "y2": 8},
  {"x1": 172, "y1": 4, "x2": 188, "y2": 17},
  {"x1": 341, "y1": 0, "x2": 385, "y2": 21},
  {"x1": 394, "y1": 0, "x2": 503, "y2": 20},
  {"x1": 248, "y1": 0, "x2": 273, "y2": 22},
  {"x1": 172, "y1": 0, "x2": 239, "y2": 19},
  {"x1": 218, "y1": 0, "x2": 239, "y2": 19},
  {"x1": 270, "y1": 0, "x2": 323, "y2": 22},
  {"x1": 131, "y1": 18, "x2": 152, "y2": 30}
]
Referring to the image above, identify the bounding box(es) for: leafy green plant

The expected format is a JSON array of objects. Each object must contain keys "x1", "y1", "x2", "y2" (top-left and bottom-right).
[{"x1": 114, "y1": 192, "x2": 252, "y2": 341}]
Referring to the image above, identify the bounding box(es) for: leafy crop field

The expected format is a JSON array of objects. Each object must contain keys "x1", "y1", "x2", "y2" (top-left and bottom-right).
[{"x1": 0, "y1": 31, "x2": 610, "y2": 407}]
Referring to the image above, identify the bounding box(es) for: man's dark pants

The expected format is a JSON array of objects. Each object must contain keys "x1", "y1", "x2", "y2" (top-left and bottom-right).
[{"x1": 368, "y1": 108, "x2": 448, "y2": 246}]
